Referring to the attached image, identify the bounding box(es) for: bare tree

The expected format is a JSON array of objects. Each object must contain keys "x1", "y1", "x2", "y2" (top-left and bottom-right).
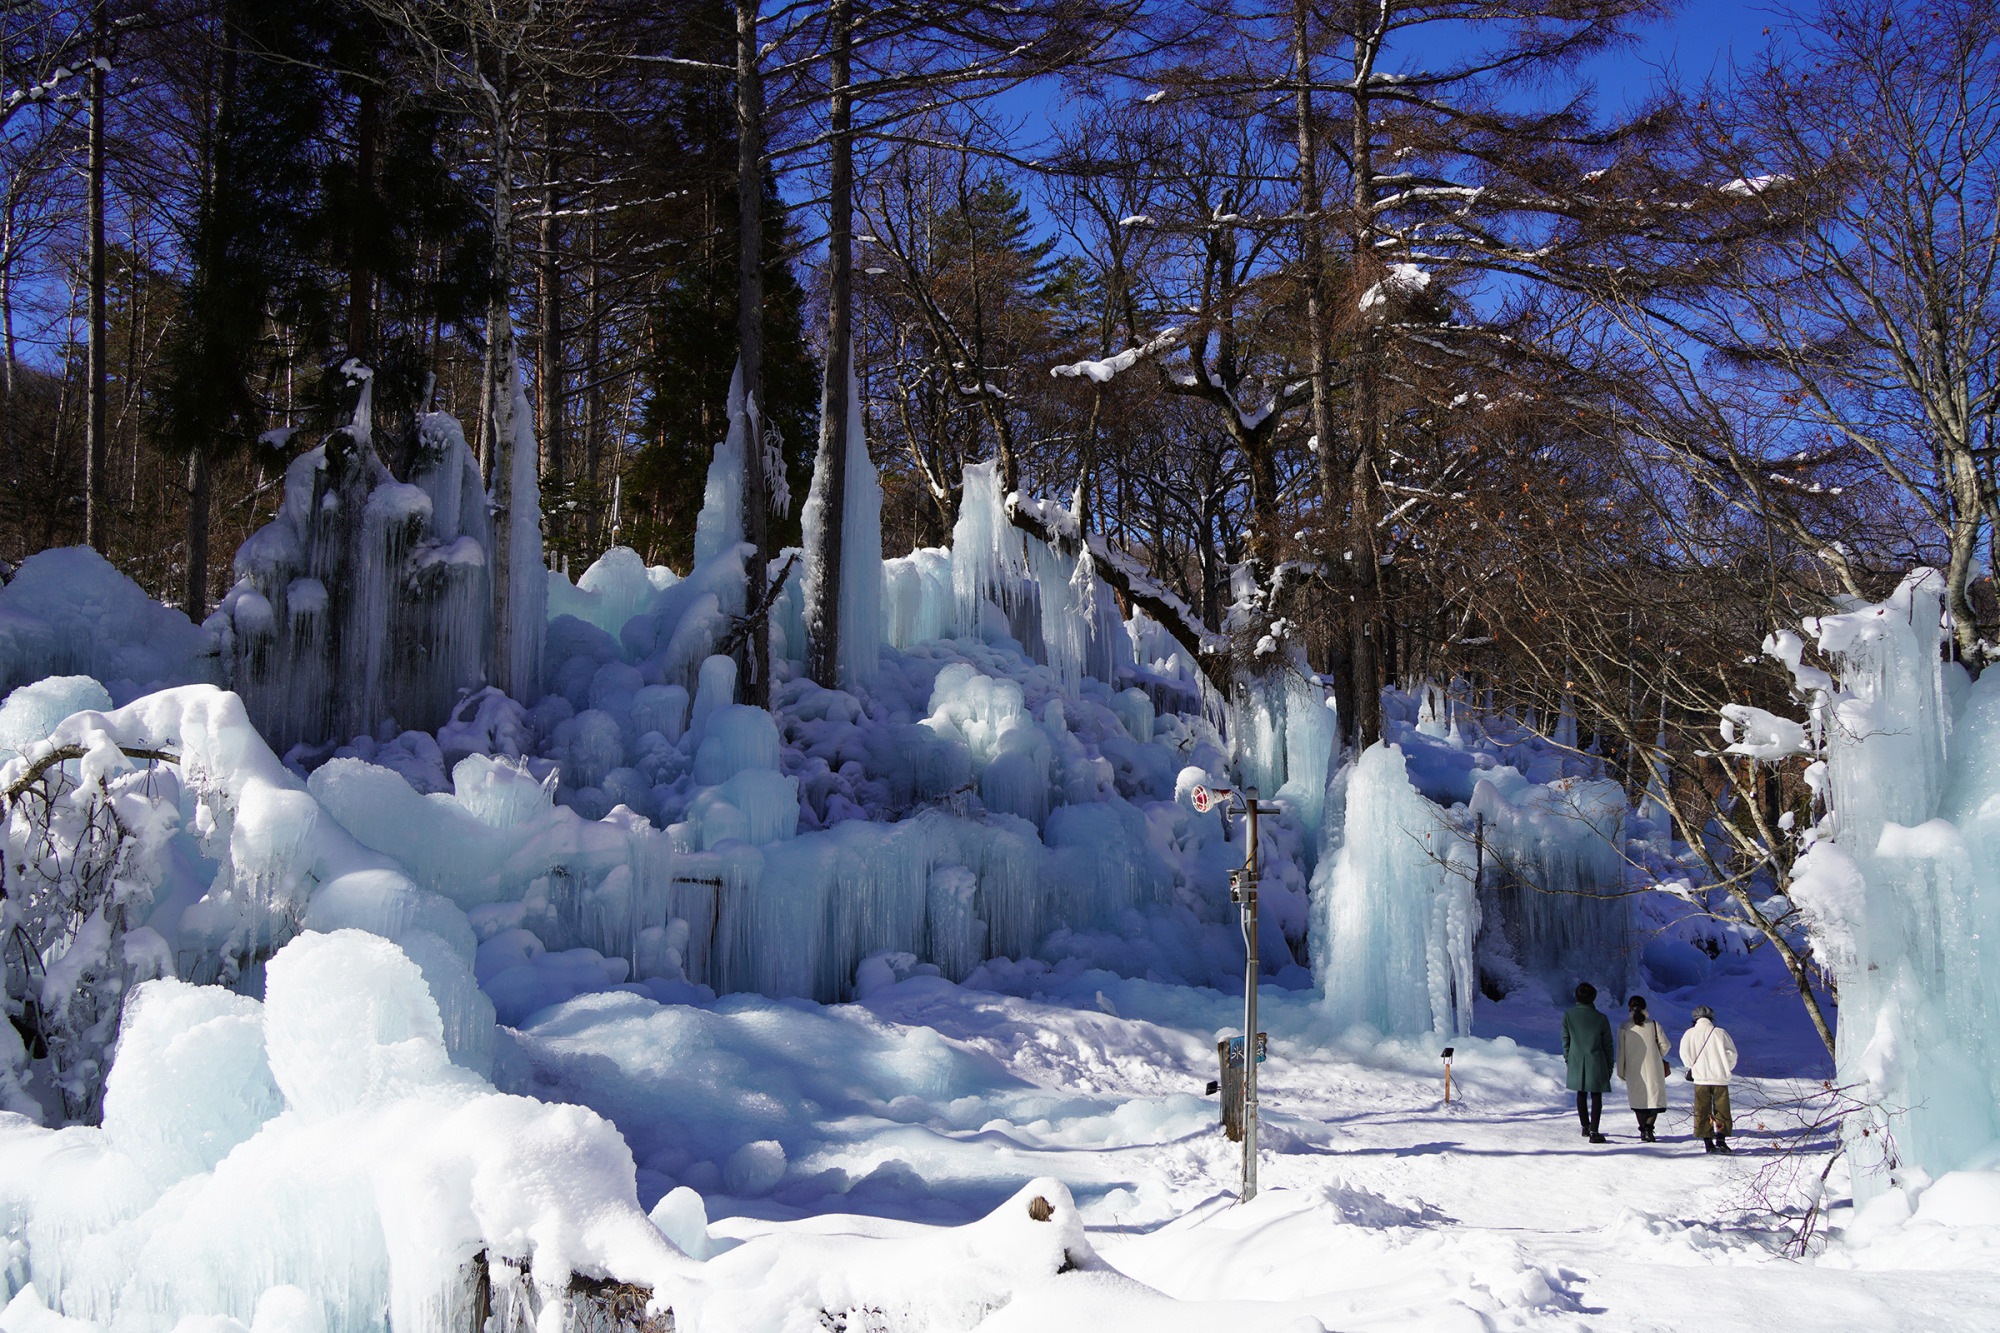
[
  {"x1": 1660, "y1": 0, "x2": 2000, "y2": 662},
  {"x1": 359, "y1": 0, "x2": 594, "y2": 701}
]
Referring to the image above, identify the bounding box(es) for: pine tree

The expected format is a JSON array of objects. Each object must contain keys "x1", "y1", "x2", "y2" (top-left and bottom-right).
[{"x1": 154, "y1": 0, "x2": 325, "y2": 620}]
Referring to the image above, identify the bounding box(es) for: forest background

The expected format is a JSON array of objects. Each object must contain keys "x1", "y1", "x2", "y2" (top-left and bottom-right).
[{"x1": 0, "y1": 0, "x2": 1993, "y2": 923}]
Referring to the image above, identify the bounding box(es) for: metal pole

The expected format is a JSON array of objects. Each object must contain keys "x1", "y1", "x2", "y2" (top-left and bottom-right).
[{"x1": 1242, "y1": 787, "x2": 1260, "y2": 1203}]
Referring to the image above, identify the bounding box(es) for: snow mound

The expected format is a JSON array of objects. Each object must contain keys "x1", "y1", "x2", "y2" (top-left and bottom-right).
[
  {"x1": 0, "y1": 547, "x2": 215, "y2": 700},
  {"x1": 0, "y1": 675, "x2": 113, "y2": 762},
  {"x1": 0, "y1": 931, "x2": 692, "y2": 1333},
  {"x1": 680, "y1": 1178, "x2": 1102, "y2": 1332}
]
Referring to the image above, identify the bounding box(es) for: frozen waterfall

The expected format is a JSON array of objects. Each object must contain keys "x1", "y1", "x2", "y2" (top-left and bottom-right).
[
  {"x1": 216, "y1": 381, "x2": 495, "y2": 751},
  {"x1": 1785, "y1": 570, "x2": 2000, "y2": 1199}
]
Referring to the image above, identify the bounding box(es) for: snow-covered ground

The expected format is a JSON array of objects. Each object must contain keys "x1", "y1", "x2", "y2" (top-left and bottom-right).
[{"x1": 481, "y1": 952, "x2": 1997, "y2": 1332}]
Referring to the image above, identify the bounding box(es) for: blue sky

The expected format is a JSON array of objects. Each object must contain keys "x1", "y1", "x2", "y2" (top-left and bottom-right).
[{"x1": 1574, "y1": 0, "x2": 1792, "y2": 108}]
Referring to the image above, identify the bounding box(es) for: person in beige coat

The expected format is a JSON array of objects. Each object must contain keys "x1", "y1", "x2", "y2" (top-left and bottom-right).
[
  {"x1": 1616, "y1": 995, "x2": 1671, "y2": 1142},
  {"x1": 1679, "y1": 1004, "x2": 1740, "y2": 1153}
]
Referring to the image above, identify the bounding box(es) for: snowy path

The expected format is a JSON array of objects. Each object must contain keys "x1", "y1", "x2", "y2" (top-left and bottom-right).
[{"x1": 505, "y1": 973, "x2": 2000, "y2": 1331}]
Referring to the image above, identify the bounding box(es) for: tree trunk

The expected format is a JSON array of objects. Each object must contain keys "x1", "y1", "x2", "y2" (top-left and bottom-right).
[
  {"x1": 350, "y1": 84, "x2": 376, "y2": 364},
  {"x1": 538, "y1": 89, "x2": 564, "y2": 512},
  {"x1": 1945, "y1": 443, "x2": 1984, "y2": 669},
  {"x1": 2, "y1": 198, "x2": 16, "y2": 487},
  {"x1": 735, "y1": 0, "x2": 770, "y2": 708},
  {"x1": 487, "y1": 70, "x2": 523, "y2": 696},
  {"x1": 85, "y1": 0, "x2": 108, "y2": 551},
  {"x1": 585, "y1": 185, "x2": 601, "y2": 488},
  {"x1": 182, "y1": 0, "x2": 236, "y2": 623},
  {"x1": 478, "y1": 327, "x2": 497, "y2": 487},
  {"x1": 184, "y1": 450, "x2": 211, "y2": 620},
  {"x1": 804, "y1": 0, "x2": 852, "y2": 689},
  {"x1": 1344, "y1": 45, "x2": 1384, "y2": 749},
  {"x1": 1296, "y1": 0, "x2": 1348, "y2": 739}
]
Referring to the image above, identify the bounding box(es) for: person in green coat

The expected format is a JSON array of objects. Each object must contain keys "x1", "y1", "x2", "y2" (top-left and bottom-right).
[{"x1": 1562, "y1": 982, "x2": 1616, "y2": 1143}]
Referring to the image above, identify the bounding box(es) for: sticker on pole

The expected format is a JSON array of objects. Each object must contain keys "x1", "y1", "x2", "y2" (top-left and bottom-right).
[
  {"x1": 1224, "y1": 1034, "x2": 1269, "y2": 1065},
  {"x1": 1191, "y1": 784, "x2": 1227, "y2": 814}
]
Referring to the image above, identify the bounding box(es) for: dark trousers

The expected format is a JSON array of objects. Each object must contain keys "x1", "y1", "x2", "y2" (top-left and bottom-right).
[
  {"x1": 1576, "y1": 1091, "x2": 1603, "y2": 1133},
  {"x1": 1694, "y1": 1085, "x2": 1733, "y2": 1139},
  {"x1": 1634, "y1": 1108, "x2": 1662, "y2": 1136}
]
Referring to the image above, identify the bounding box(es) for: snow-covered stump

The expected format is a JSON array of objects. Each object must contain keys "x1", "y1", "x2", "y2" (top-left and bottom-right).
[{"x1": 457, "y1": 1253, "x2": 673, "y2": 1333}]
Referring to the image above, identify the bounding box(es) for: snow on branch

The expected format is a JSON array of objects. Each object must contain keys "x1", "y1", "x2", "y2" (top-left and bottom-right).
[
  {"x1": 1359, "y1": 264, "x2": 1431, "y2": 312},
  {"x1": 1050, "y1": 327, "x2": 1185, "y2": 384},
  {"x1": 1004, "y1": 492, "x2": 1231, "y2": 691}
]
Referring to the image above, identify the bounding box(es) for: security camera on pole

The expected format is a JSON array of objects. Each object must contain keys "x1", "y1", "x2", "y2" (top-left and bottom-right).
[{"x1": 1191, "y1": 781, "x2": 1278, "y2": 1203}]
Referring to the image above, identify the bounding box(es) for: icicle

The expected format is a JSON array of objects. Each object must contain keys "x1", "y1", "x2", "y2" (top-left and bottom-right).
[
  {"x1": 1470, "y1": 773, "x2": 1631, "y2": 996},
  {"x1": 1553, "y1": 694, "x2": 1579, "y2": 751},
  {"x1": 949, "y1": 461, "x2": 1025, "y2": 640},
  {"x1": 693, "y1": 365, "x2": 748, "y2": 569},
  {"x1": 1027, "y1": 538, "x2": 1092, "y2": 698}
]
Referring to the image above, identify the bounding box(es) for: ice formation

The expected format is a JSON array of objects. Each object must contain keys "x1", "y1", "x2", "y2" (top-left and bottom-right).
[
  {"x1": 1468, "y1": 773, "x2": 1631, "y2": 995},
  {"x1": 547, "y1": 547, "x2": 679, "y2": 638},
  {"x1": 213, "y1": 385, "x2": 494, "y2": 751},
  {"x1": 1780, "y1": 570, "x2": 2000, "y2": 1197},
  {"x1": 1312, "y1": 690, "x2": 1634, "y2": 1037},
  {"x1": 798, "y1": 354, "x2": 884, "y2": 690},
  {"x1": 0, "y1": 548, "x2": 215, "y2": 701},
  {"x1": 1315, "y1": 742, "x2": 1480, "y2": 1037},
  {"x1": 883, "y1": 548, "x2": 953, "y2": 650},
  {"x1": 0, "y1": 676, "x2": 113, "y2": 763},
  {"x1": 0, "y1": 686, "x2": 494, "y2": 1076},
  {"x1": 0, "y1": 931, "x2": 691, "y2": 1333},
  {"x1": 950, "y1": 461, "x2": 1027, "y2": 646}
]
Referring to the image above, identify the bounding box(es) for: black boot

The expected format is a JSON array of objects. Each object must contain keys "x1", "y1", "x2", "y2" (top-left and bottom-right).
[
  {"x1": 1715, "y1": 1137, "x2": 1732, "y2": 1154},
  {"x1": 1703, "y1": 1137, "x2": 1716, "y2": 1153}
]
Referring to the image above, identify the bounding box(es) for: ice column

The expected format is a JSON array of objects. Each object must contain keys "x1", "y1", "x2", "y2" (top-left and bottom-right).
[
  {"x1": 951, "y1": 461, "x2": 1026, "y2": 640},
  {"x1": 799, "y1": 353, "x2": 883, "y2": 688},
  {"x1": 884, "y1": 549, "x2": 953, "y2": 649},
  {"x1": 1791, "y1": 569, "x2": 2000, "y2": 1197},
  {"x1": 1315, "y1": 742, "x2": 1478, "y2": 1036},
  {"x1": 1277, "y1": 673, "x2": 1339, "y2": 866},
  {"x1": 693, "y1": 366, "x2": 748, "y2": 568}
]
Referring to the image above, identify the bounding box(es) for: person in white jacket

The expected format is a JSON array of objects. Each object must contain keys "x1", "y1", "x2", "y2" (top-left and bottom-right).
[
  {"x1": 1616, "y1": 995, "x2": 1671, "y2": 1142},
  {"x1": 1678, "y1": 1005, "x2": 1739, "y2": 1153}
]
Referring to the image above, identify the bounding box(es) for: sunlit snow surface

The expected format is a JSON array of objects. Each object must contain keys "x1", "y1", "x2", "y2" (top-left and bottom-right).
[{"x1": 11, "y1": 918, "x2": 2000, "y2": 1333}]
